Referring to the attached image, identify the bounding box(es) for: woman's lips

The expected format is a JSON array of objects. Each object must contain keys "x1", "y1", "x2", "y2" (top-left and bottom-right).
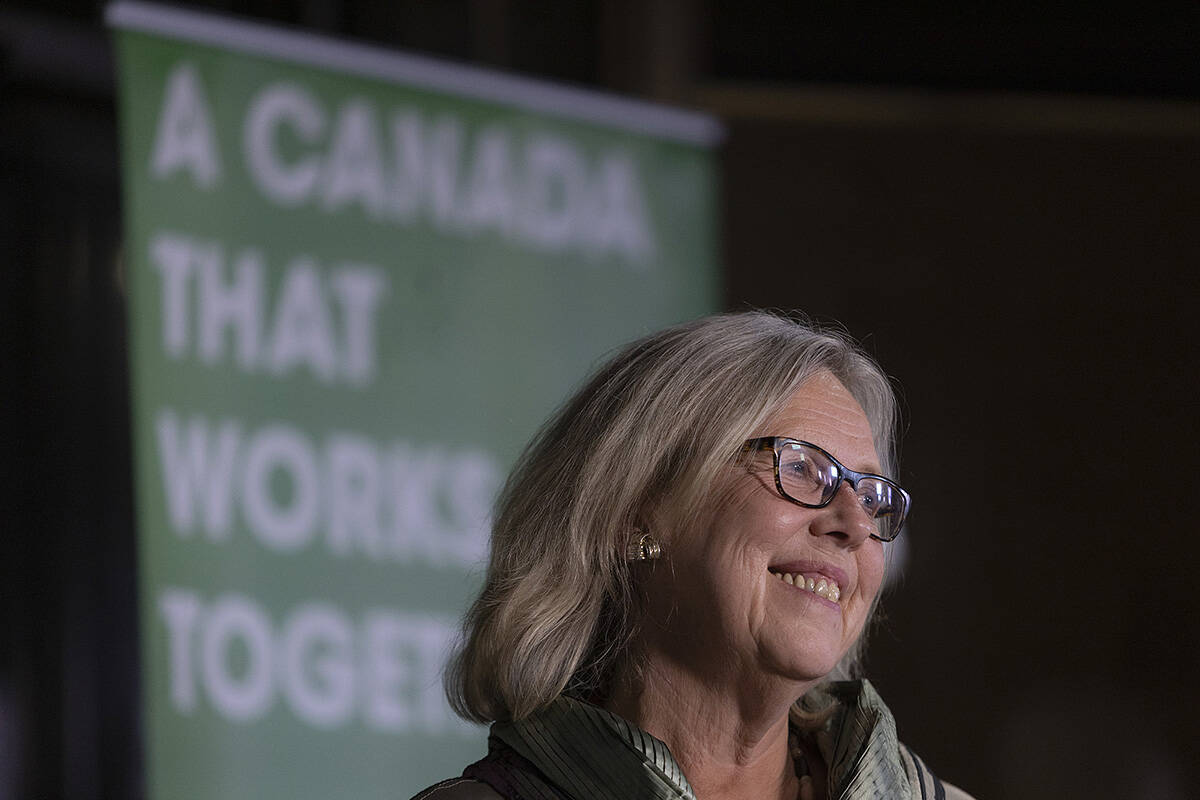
[{"x1": 766, "y1": 561, "x2": 849, "y2": 605}]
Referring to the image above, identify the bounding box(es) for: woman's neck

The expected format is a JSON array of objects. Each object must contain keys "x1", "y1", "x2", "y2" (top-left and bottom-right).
[{"x1": 602, "y1": 660, "x2": 817, "y2": 800}]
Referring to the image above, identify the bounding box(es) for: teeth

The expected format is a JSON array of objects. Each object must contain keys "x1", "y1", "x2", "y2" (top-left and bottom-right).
[{"x1": 770, "y1": 571, "x2": 842, "y2": 603}]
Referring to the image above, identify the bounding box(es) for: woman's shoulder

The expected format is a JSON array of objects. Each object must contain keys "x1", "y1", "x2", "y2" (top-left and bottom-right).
[
  {"x1": 942, "y1": 780, "x2": 977, "y2": 800},
  {"x1": 899, "y1": 744, "x2": 977, "y2": 800},
  {"x1": 409, "y1": 777, "x2": 503, "y2": 800}
]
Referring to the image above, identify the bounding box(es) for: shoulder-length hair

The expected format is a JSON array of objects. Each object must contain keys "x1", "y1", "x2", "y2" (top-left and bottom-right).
[{"x1": 445, "y1": 311, "x2": 899, "y2": 723}]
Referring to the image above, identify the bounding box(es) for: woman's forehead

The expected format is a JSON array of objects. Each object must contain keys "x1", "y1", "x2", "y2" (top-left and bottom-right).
[{"x1": 767, "y1": 372, "x2": 880, "y2": 471}]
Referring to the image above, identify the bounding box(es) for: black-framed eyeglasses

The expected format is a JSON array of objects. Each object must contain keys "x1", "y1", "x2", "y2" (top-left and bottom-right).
[{"x1": 742, "y1": 437, "x2": 911, "y2": 542}]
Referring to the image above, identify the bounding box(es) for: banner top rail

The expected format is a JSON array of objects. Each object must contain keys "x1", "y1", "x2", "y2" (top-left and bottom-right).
[{"x1": 106, "y1": 0, "x2": 724, "y2": 147}]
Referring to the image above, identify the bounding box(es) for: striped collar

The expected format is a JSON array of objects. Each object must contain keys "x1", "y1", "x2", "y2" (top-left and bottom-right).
[
  {"x1": 491, "y1": 695, "x2": 695, "y2": 799},
  {"x1": 801, "y1": 680, "x2": 914, "y2": 799}
]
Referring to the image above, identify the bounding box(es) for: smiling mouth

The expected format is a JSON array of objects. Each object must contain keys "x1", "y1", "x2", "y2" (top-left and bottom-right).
[{"x1": 767, "y1": 569, "x2": 842, "y2": 603}]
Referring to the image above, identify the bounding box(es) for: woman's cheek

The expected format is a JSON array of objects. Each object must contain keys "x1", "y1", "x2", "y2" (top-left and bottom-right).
[{"x1": 856, "y1": 544, "x2": 886, "y2": 607}]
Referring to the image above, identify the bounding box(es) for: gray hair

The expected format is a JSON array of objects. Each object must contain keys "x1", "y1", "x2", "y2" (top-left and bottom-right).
[{"x1": 445, "y1": 311, "x2": 899, "y2": 723}]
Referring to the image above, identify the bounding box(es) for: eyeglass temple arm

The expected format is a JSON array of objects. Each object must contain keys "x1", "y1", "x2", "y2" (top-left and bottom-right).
[{"x1": 739, "y1": 437, "x2": 777, "y2": 455}]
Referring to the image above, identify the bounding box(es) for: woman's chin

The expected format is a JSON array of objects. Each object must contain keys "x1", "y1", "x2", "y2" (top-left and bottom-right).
[{"x1": 760, "y1": 649, "x2": 841, "y2": 688}]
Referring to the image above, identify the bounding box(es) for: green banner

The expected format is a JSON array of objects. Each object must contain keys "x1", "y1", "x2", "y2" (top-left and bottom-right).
[{"x1": 108, "y1": 2, "x2": 719, "y2": 797}]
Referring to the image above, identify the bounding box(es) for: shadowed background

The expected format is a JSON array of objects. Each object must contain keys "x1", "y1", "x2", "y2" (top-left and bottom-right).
[{"x1": 2, "y1": 2, "x2": 1198, "y2": 798}]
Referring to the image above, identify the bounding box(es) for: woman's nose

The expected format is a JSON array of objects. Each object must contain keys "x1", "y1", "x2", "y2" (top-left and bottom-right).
[{"x1": 810, "y1": 482, "x2": 875, "y2": 546}]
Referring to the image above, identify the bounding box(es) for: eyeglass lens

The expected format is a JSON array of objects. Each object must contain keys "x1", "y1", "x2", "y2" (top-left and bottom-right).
[{"x1": 777, "y1": 441, "x2": 905, "y2": 541}]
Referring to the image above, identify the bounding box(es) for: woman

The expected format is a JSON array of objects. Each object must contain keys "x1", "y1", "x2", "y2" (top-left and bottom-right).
[{"x1": 414, "y1": 312, "x2": 973, "y2": 800}]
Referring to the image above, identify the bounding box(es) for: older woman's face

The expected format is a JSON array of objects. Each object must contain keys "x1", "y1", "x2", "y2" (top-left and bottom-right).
[{"x1": 645, "y1": 370, "x2": 887, "y2": 686}]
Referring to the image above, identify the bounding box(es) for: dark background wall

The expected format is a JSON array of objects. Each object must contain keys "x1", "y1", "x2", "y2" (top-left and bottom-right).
[
  {"x1": 3, "y1": 2, "x2": 1198, "y2": 798},
  {"x1": 722, "y1": 108, "x2": 1200, "y2": 796}
]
